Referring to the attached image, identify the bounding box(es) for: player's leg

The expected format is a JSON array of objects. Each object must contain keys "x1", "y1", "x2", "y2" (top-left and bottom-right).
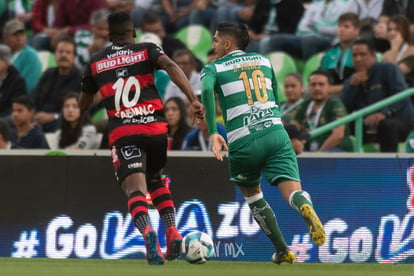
[
  {"x1": 238, "y1": 184, "x2": 295, "y2": 264},
  {"x1": 229, "y1": 137, "x2": 294, "y2": 264},
  {"x1": 278, "y1": 180, "x2": 325, "y2": 246},
  {"x1": 113, "y1": 144, "x2": 164, "y2": 265},
  {"x1": 146, "y1": 134, "x2": 182, "y2": 261},
  {"x1": 147, "y1": 171, "x2": 182, "y2": 261},
  {"x1": 265, "y1": 129, "x2": 325, "y2": 247}
]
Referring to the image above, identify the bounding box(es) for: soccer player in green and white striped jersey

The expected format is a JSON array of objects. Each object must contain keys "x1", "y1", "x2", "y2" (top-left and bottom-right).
[{"x1": 201, "y1": 22, "x2": 326, "y2": 265}]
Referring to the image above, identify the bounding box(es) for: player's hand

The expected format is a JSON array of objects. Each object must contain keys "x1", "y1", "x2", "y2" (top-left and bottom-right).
[
  {"x1": 191, "y1": 100, "x2": 205, "y2": 124},
  {"x1": 210, "y1": 134, "x2": 228, "y2": 162}
]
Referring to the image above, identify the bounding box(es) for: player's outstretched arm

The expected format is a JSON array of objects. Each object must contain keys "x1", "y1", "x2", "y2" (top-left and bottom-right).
[
  {"x1": 157, "y1": 55, "x2": 204, "y2": 121},
  {"x1": 210, "y1": 134, "x2": 228, "y2": 161}
]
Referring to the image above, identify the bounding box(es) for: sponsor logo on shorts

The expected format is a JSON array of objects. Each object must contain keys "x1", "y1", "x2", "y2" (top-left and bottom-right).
[{"x1": 120, "y1": 146, "x2": 141, "y2": 160}]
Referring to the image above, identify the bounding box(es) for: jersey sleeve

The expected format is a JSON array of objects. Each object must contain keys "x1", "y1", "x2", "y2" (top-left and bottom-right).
[
  {"x1": 201, "y1": 65, "x2": 218, "y2": 135},
  {"x1": 270, "y1": 65, "x2": 279, "y2": 104},
  {"x1": 146, "y1": 43, "x2": 167, "y2": 70}
]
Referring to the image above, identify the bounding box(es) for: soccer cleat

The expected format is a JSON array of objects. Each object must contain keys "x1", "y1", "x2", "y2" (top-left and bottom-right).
[
  {"x1": 143, "y1": 226, "x2": 165, "y2": 265},
  {"x1": 166, "y1": 226, "x2": 182, "y2": 261},
  {"x1": 300, "y1": 204, "x2": 326, "y2": 246},
  {"x1": 272, "y1": 249, "x2": 296, "y2": 265}
]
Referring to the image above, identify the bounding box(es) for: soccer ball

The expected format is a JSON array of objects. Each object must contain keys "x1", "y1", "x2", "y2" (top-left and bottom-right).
[{"x1": 181, "y1": 231, "x2": 214, "y2": 264}]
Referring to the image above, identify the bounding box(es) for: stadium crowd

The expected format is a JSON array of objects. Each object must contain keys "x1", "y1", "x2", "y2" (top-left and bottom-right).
[{"x1": 0, "y1": 0, "x2": 414, "y2": 153}]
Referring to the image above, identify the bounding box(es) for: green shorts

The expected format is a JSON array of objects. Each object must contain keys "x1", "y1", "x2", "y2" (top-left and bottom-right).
[{"x1": 228, "y1": 127, "x2": 300, "y2": 187}]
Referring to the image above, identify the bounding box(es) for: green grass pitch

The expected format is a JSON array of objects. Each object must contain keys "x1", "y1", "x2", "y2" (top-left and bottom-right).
[{"x1": 1, "y1": 258, "x2": 413, "y2": 276}]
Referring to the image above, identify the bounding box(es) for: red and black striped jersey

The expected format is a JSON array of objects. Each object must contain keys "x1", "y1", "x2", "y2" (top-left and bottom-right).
[{"x1": 81, "y1": 42, "x2": 167, "y2": 145}]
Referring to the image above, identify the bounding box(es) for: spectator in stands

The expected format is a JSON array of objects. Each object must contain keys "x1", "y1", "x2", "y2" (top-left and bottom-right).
[
  {"x1": 246, "y1": 0, "x2": 304, "y2": 53},
  {"x1": 106, "y1": 0, "x2": 134, "y2": 13},
  {"x1": 0, "y1": 1, "x2": 9, "y2": 42},
  {"x1": 182, "y1": 118, "x2": 226, "y2": 151},
  {"x1": 345, "y1": 0, "x2": 383, "y2": 22},
  {"x1": 341, "y1": 39, "x2": 414, "y2": 152},
  {"x1": 2, "y1": 18, "x2": 42, "y2": 93},
  {"x1": 373, "y1": 15, "x2": 391, "y2": 53},
  {"x1": 131, "y1": 0, "x2": 163, "y2": 28},
  {"x1": 382, "y1": 14, "x2": 414, "y2": 87},
  {"x1": 213, "y1": 0, "x2": 256, "y2": 32},
  {"x1": 292, "y1": 69, "x2": 353, "y2": 152},
  {"x1": 32, "y1": 36, "x2": 82, "y2": 132},
  {"x1": 344, "y1": 0, "x2": 383, "y2": 39},
  {"x1": 164, "y1": 97, "x2": 192, "y2": 150},
  {"x1": 280, "y1": 73, "x2": 305, "y2": 124},
  {"x1": 50, "y1": 92, "x2": 98, "y2": 150},
  {"x1": 49, "y1": 0, "x2": 107, "y2": 50},
  {"x1": 139, "y1": 11, "x2": 187, "y2": 59},
  {"x1": 0, "y1": 44, "x2": 27, "y2": 122},
  {"x1": 164, "y1": 49, "x2": 201, "y2": 101},
  {"x1": 10, "y1": 95, "x2": 49, "y2": 149},
  {"x1": 188, "y1": 0, "x2": 216, "y2": 29},
  {"x1": 30, "y1": 0, "x2": 58, "y2": 51},
  {"x1": 0, "y1": 119, "x2": 16, "y2": 149},
  {"x1": 75, "y1": 8, "x2": 111, "y2": 69},
  {"x1": 320, "y1": 12, "x2": 360, "y2": 95},
  {"x1": 8, "y1": 0, "x2": 33, "y2": 27},
  {"x1": 381, "y1": 0, "x2": 414, "y2": 27},
  {"x1": 260, "y1": 0, "x2": 348, "y2": 60},
  {"x1": 160, "y1": 0, "x2": 204, "y2": 33},
  {"x1": 284, "y1": 123, "x2": 310, "y2": 155}
]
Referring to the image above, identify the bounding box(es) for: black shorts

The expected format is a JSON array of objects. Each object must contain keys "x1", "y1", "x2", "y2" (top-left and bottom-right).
[{"x1": 111, "y1": 134, "x2": 167, "y2": 184}]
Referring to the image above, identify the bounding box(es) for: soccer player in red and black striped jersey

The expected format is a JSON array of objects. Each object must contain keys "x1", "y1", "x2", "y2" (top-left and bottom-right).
[{"x1": 80, "y1": 12, "x2": 203, "y2": 265}]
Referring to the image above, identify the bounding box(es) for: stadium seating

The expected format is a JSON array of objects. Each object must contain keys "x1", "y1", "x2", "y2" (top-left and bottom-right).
[
  {"x1": 266, "y1": 51, "x2": 298, "y2": 102},
  {"x1": 302, "y1": 52, "x2": 324, "y2": 88},
  {"x1": 45, "y1": 132, "x2": 103, "y2": 150},
  {"x1": 37, "y1": 50, "x2": 56, "y2": 72},
  {"x1": 134, "y1": 29, "x2": 142, "y2": 43},
  {"x1": 174, "y1": 24, "x2": 213, "y2": 65}
]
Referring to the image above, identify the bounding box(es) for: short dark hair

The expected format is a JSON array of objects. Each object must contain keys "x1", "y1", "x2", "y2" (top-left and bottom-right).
[
  {"x1": 55, "y1": 35, "x2": 76, "y2": 54},
  {"x1": 0, "y1": 120, "x2": 10, "y2": 141},
  {"x1": 139, "y1": 11, "x2": 161, "y2": 28},
  {"x1": 309, "y1": 69, "x2": 332, "y2": 84},
  {"x1": 173, "y1": 49, "x2": 196, "y2": 64},
  {"x1": 338, "y1": 12, "x2": 360, "y2": 28},
  {"x1": 353, "y1": 38, "x2": 376, "y2": 53},
  {"x1": 108, "y1": 12, "x2": 134, "y2": 39},
  {"x1": 217, "y1": 22, "x2": 250, "y2": 51},
  {"x1": 12, "y1": 95, "x2": 35, "y2": 110}
]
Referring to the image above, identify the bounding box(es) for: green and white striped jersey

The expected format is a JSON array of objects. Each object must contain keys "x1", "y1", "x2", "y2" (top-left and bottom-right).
[{"x1": 201, "y1": 50, "x2": 282, "y2": 145}]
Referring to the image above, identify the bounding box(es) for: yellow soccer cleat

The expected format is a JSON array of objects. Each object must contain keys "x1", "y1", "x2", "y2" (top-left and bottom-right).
[
  {"x1": 300, "y1": 204, "x2": 326, "y2": 246},
  {"x1": 272, "y1": 249, "x2": 296, "y2": 265}
]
